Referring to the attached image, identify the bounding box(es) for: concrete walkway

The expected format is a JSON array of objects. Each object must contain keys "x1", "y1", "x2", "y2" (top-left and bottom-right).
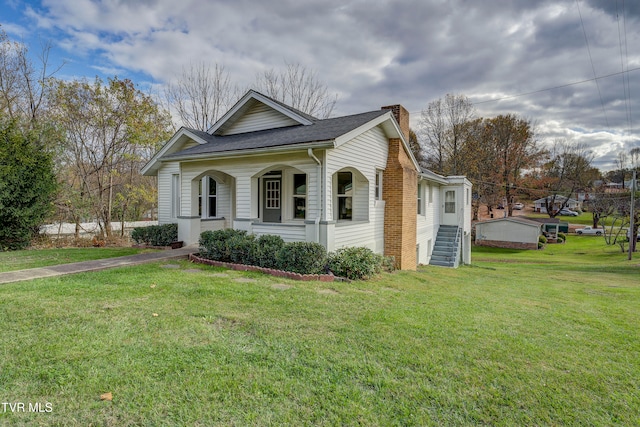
[{"x1": 0, "y1": 247, "x2": 196, "y2": 285}]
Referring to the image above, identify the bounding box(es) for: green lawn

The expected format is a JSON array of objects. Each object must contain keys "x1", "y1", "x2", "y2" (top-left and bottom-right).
[
  {"x1": 525, "y1": 211, "x2": 594, "y2": 226},
  {"x1": 0, "y1": 238, "x2": 638, "y2": 425},
  {"x1": 0, "y1": 247, "x2": 157, "y2": 273}
]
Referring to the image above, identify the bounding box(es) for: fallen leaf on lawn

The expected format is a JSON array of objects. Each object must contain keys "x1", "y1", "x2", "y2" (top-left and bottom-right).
[
  {"x1": 152, "y1": 313, "x2": 159, "y2": 317},
  {"x1": 150, "y1": 284, "x2": 156, "y2": 288},
  {"x1": 100, "y1": 392, "x2": 113, "y2": 401}
]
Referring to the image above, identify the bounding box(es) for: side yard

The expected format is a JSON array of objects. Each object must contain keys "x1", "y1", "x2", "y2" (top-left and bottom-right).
[
  {"x1": 0, "y1": 237, "x2": 638, "y2": 425},
  {"x1": 0, "y1": 247, "x2": 158, "y2": 273}
]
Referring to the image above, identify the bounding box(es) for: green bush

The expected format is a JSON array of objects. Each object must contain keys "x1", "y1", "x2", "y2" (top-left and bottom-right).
[
  {"x1": 328, "y1": 246, "x2": 385, "y2": 280},
  {"x1": 558, "y1": 232, "x2": 567, "y2": 241},
  {"x1": 228, "y1": 233, "x2": 257, "y2": 265},
  {"x1": 199, "y1": 229, "x2": 248, "y2": 262},
  {"x1": 538, "y1": 234, "x2": 548, "y2": 249},
  {"x1": 131, "y1": 223, "x2": 178, "y2": 246},
  {"x1": 255, "y1": 234, "x2": 285, "y2": 269},
  {"x1": 276, "y1": 241, "x2": 327, "y2": 275}
]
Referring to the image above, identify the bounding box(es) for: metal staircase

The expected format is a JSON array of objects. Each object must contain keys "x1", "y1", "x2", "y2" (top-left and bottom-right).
[{"x1": 429, "y1": 225, "x2": 461, "y2": 268}]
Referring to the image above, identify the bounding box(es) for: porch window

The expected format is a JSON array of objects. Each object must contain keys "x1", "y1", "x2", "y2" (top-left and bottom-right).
[
  {"x1": 337, "y1": 171, "x2": 353, "y2": 220},
  {"x1": 199, "y1": 176, "x2": 217, "y2": 218},
  {"x1": 445, "y1": 190, "x2": 456, "y2": 214},
  {"x1": 293, "y1": 174, "x2": 306, "y2": 219},
  {"x1": 417, "y1": 182, "x2": 424, "y2": 215}
]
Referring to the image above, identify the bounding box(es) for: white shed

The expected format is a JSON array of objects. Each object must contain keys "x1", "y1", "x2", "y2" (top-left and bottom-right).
[{"x1": 475, "y1": 217, "x2": 542, "y2": 250}]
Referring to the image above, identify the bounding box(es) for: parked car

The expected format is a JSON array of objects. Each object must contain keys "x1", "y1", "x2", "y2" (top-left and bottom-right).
[
  {"x1": 575, "y1": 226, "x2": 602, "y2": 235},
  {"x1": 513, "y1": 202, "x2": 524, "y2": 210},
  {"x1": 558, "y1": 208, "x2": 579, "y2": 217},
  {"x1": 626, "y1": 229, "x2": 640, "y2": 241}
]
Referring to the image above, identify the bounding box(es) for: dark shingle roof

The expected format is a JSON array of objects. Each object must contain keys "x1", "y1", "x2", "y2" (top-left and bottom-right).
[{"x1": 163, "y1": 109, "x2": 388, "y2": 159}]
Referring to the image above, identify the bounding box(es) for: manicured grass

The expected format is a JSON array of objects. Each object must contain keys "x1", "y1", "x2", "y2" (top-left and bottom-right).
[
  {"x1": 525, "y1": 211, "x2": 594, "y2": 225},
  {"x1": 0, "y1": 247, "x2": 158, "y2": 272},
  {"x1": 0, "y1": 239, "x2": 638, "y2": 425}
]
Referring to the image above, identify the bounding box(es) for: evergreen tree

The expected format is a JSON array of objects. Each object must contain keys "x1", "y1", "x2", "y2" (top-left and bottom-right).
[{"x1": 0, "y1": 120, "x2": 57, "y2": 249}]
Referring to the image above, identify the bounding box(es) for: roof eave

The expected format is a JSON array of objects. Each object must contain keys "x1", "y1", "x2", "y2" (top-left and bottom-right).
[{"x1": 160, "y1": 140, "x2": 335, "y2": 163}]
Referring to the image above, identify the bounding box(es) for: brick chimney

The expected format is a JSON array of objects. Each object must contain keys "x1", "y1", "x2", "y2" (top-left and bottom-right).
[
  {"x1": 381, "y1": 103, "x2": 417, "y2": 270},
  {"x1": 381, "y1": 104, "x2": 410, "y2": 142}
]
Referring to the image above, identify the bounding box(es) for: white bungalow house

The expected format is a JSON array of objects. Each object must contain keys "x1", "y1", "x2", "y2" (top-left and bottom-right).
[
  {"x1": 142, "y1": 90, "x2": 472, "y2": 269},
  {"x1": 533, "y1": 196, "x2": 581, "y2": 213}
]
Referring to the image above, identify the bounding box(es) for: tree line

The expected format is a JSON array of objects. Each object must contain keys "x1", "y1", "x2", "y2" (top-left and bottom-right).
[
  {"x1": 0, "y1": 29, "x2": 338, "y2": 249},
  {"x1": 1, "y1": 28, "x2": 636, "y2": 251}
]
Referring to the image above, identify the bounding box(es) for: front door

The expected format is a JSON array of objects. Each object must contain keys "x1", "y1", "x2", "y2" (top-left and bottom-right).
[
  {"x1": 262, "y1": 177, "x2": 281, "y2": 223},
  {"x1": 442, "y1": 189, "x2": 457, "y2": 225}
]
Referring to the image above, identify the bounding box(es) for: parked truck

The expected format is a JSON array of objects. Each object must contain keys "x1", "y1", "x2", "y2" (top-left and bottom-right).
[{"x1": 575, "y1": 226, "x2": 603, "y2": 235}]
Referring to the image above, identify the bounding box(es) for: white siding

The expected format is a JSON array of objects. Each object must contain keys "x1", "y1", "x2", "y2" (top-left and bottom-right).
[
  {"x1": 476, "y1": 220, "x2": 540, "y2": 244},
  {"x1": 252, "y1": 224, "x2": 306, "y2": 242},
  {"x1": 325, "y1": 126, "x2": 388, "y2": 253},
  {"x1": 157, "y1": 163, "x2": 180, "y2": 224},
  {"x1": 222, "y1": 102, "x2": 299, "y2": 135},
  {"x1": 416, "y1": 181, "x2": 442, "y2": 264}
]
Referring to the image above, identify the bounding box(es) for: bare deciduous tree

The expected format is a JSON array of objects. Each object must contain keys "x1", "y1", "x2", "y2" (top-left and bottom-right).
[
  {"x1": 254, "y1": 62, "x2": 337, "y2": 119},
  {"x1": 164, "y1": 62, "x2": 238, "y2": 131},
  {"x1": 418, "y1": 94, "x2": 476, "y2": 175},
  {"x1": 0, "y1": 27, "x2": 63, "y2": 127},
  {"x1": 539, "y1": 139, "x2": 598, "y2": 217}
]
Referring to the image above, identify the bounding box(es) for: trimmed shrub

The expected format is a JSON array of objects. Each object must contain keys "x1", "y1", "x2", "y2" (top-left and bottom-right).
[
  {"x1": 328, "y1": 246, "x2": 385, "y2": 280},
  {"x1": 255, "y1": 234, "x2": 285, "y2": 269},
  {"x1": 199, "y1": 229, "x2": 248, "y2": 262},
  {"x1": 558, "y1": 232, "x2": 567, "y2": 241},
  {"x1": 538, "y1": 234, "x2": 548, "y2": 249},
  {"x1": 228, "y1": 233, "x2": 257, "y2": 265},
  {"x1": 276, "y1": 241, "x2": 327, "y2": 275},
  {"x1": 131, "y1": 223, "x2": 178, "y2": 246}
]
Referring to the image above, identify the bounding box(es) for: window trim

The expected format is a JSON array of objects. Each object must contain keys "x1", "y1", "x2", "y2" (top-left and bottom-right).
[
  {"x1": 199, "y1": 176, "x2": 218, "y2": 219},
  {"x1": 292, "y1": 173, "x2": 307, "y2": 220},
  {"x1": 336, "y1": 171, "x2": 353, "y2": 221}
]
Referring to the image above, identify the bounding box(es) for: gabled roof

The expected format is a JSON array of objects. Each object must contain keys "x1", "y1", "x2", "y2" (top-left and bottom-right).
[
  {"x1": 142, "y1": 89, "x2": 416, "y2": 176},
  {"x1": 475, "y1": 216, "x2": 543, "y2": 228},
  {"x1": 208, "y1": 90, "x2": 316, "y2": 135},
  {"x1": 163, "y1": 110, "x2": 388, "y2": 161}
]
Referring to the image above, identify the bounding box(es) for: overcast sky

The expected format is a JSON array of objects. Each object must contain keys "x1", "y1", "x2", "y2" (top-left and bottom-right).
[{"x1": 2, "y1": 0, "x2": 638, "y2": 171}]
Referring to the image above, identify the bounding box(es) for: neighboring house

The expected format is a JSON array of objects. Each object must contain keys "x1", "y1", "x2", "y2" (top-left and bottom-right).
[
  {"x1": 142, "y1": 90, "x2": 472, "y2": 269},
  {"x1": 474, "y1": 217, "x2": 543, "y2": 250},
  {"x1": 533, "y1": 196, "x2": 581, "y2": 213}
]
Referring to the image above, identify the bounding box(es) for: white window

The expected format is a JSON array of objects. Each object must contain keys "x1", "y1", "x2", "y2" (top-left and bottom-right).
[
  {"x1": 171, "y1": 174, "x2": 180, "y2": 218},
  {"x1": 445, "y1": 190, "x2": 456, "y2": 214},
  {"x1": 266, "y1": 179, "x2": 280, "y2": 209},
  {"x1": 375, "y1": 170, "x2": 383, "y2": 200},
  {"x1": 417, "y1": 182, "x2": 423, "y2": 215},
  {"x1": 199, "y1": 176, "x2": 217, "y2": 218},
  {"x1": 337, "y1": 171, "x2": 353, "y2": 220},
  {"x1": 293, "y1": 174, "x2": 306, "y2": 219}
]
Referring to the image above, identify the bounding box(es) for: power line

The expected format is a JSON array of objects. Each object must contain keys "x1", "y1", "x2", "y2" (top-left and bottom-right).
[
  {"x1": 576, "y1": 0, "x2": 610, "y2": 127},
  {"x1": 413, "y1": 66, "x2": 640, "y2": 111}
]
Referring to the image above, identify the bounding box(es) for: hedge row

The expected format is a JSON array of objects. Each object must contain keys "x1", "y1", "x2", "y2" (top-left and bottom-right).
[
  {"x1": 198, "y1": 229, "x2": 392, "y2": 280},
  {"x1": 131, "y1": 223, "x2": 178, "y2": 246}
]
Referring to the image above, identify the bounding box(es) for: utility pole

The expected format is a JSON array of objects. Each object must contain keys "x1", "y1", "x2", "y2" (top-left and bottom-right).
[{"x1": 629, "y1": 170, "x2": 636, "y2": 261}]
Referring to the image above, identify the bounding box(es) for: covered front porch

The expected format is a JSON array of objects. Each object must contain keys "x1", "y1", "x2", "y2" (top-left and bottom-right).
[{"x1": 174, "y1": 152, "x2": 324, "y2": 246}]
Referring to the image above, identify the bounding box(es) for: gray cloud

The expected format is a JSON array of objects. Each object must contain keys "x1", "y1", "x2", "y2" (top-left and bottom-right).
[{"x1": 7, "y1": 0, "x2": 640, "y2": 170}]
